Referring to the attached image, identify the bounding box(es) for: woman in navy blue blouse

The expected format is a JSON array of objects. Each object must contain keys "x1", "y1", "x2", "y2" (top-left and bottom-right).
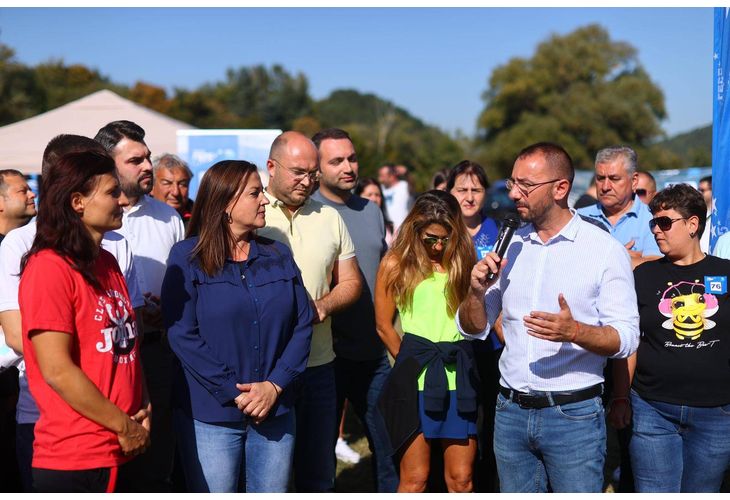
[{"x1": 161, "y1": 160, "x2": 313, "y2": 493}]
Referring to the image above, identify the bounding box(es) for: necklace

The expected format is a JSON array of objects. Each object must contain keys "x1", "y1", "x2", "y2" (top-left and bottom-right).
[{"x1": 234, "y1": 240, "x2": 250, "y2": 260}]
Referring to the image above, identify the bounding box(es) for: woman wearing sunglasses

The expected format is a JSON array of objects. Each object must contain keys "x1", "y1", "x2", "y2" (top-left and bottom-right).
[
  {"x1": 374, "y1": 190, "x2": 478, "y2": 492},
  {"x1": 608, "y1": 183, "x2": 730, "y2": 492}
]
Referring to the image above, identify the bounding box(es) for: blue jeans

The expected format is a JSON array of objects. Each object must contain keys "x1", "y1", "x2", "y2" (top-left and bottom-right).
[
  {"x1": 629, "y1": 390, "x2": 730, "y2": 492},
  {"x1": 493, "y1": 392, "x2": 606, "y2": 492},
  {"x1": 293, "y1": 362, "x2": 338, "y2": 492},
  {"x1": 335, "y1": 355, "x2": 398, "y2": 492},
  {"x1": 174, "y1": 409, "x2": 295, "y2": 492}
]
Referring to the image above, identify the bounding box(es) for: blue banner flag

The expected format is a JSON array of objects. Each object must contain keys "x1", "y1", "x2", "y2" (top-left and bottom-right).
[{"x1": 713, "y1": 7, "x2": 730, "y2": 249}]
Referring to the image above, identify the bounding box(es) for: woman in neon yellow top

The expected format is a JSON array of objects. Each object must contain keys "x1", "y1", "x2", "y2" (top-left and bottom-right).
[{"x1": 375, "y1": 190, "x2": 478, "y2": 492}]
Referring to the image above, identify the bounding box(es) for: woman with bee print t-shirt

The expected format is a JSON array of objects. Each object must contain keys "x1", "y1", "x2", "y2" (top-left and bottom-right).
[{"x1": 608, "y1": 183, "x2": 730, "y2": 493}]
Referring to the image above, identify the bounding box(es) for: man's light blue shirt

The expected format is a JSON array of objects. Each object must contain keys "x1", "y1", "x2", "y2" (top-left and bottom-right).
[
  {"x1": 457, "y1": 211, "x2": 640, "y2": 393},
  {"x1": 577, "y1": 196, "x2": 661, "y2": 256}
]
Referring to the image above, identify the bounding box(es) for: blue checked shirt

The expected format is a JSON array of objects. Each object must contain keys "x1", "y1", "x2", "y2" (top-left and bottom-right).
[{"x1": 457, "y1": 211, "x2": 640, "y2": 392}]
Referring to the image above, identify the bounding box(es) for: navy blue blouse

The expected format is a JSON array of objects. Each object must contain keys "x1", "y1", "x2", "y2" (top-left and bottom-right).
[{"x1": 161, "y1": 236, "x2": 313, "y2": 423}]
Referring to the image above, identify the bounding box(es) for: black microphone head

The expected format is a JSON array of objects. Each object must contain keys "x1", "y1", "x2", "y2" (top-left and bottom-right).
[{"x1": 503, "y1": 213, "x2": 520, "y2": 229}]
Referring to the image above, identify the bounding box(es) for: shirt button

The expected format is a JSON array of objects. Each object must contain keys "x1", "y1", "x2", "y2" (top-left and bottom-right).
[
  {"x1": 253, "y1": 320, "x2": 258, "y2": 325},
  {"x1": 254, "y1": 368, "x2": 259, "y2": 373},
  {"x1": 254, "y1": 345, "x2": 259, "y2": 350},
  {"x1": 248, "y1": 284, "x2": 253, "y2": 288}
]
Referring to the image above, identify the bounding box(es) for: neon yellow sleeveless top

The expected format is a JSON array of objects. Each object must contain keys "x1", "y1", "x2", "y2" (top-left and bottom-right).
[{"x1": 399, "y1": 272, "x2": 461, "y2": 391}]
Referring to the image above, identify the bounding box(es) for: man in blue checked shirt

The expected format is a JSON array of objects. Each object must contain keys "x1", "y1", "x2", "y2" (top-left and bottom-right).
[
  {"x1": 457, "y1": 142, "x2": 640, "y2": 493},
  {"x1": 577, "y1": 146, "x2": 662, "y2": 270}
]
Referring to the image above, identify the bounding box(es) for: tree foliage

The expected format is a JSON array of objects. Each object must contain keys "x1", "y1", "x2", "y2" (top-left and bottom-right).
[
  {"x1": 311, "y1": 89, "x2": 463, "y2": 190},
  {"x1": 476, "y1": 24, "x2": 678, "y2": 175}
]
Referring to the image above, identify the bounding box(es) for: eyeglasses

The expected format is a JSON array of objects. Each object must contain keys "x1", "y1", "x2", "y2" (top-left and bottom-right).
[
  {"x1": 649, "y1": 216, "x2": 687, "y2": 231},
  {"x1": 271, "y1": 158, "x2": 320, "y2": 183},
  {"x1": 635, "y1": 188, "x2": 648, "y2": 197},
  {"x1": 506, "y1": 177, "x2": 562, "y2": 195},
  {"x1": 423, "y1": 235, "x2": 450, "y2": 247}
]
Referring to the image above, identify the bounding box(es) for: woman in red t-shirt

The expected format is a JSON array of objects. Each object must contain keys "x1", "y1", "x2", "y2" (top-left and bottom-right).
[{"x1": 19, "y1": 151, "x2": 150, "y2": 492}]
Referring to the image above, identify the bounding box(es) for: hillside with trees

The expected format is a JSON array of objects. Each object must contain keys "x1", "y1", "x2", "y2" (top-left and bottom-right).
[{"x1": 0, "y1": 24, "x2": 712, "y2": 189}]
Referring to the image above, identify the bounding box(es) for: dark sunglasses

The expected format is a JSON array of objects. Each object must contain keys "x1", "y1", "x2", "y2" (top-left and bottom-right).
[
  {"x1": 635, "y1": 188, "x2": 648, "y2": 196},
  {"x1": 423, "y1": 235, "x2": 450, "y2": 247},
  {"x1": 649, "y1": 216, "x2": 687, "y2": 231}
]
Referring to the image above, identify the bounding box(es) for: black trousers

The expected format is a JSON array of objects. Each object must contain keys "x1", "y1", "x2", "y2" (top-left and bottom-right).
[{"x1": 32, "y1": 460, "x2": 135, "y2": 493}]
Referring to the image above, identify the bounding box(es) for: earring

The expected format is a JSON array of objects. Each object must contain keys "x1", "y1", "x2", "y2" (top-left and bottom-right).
[
  {"x1": 226, "y1": 213, "x2": 232, "y2": 224},
  {"x1": 690, "y1": 232, "x2": 696, "y2": 238}
]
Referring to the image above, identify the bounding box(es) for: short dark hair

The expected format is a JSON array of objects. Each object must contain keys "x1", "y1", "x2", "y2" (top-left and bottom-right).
[
  {"x1": 649, "y1": 183, "x2": 707, "y2": 240},
  {"x1": 42, "y1": 134, "x2": 106, "y2": 178},
  {"x1": 94, "y1": 120, "x2": 146, "y2": 153},
  {"x1": 379, "y1": 164, "x2": 397, "y2": 176},
  {"x1": 516, "y1": 142, "x2": 575, "y2": 184},
  {"x1": 311, "y1": 128, "x2": 351, "y2": 149},
  {"x1": 700, "y1": 175, "x2": 712, "y2": 187},
  {"x1": 0, "y1": 169, "x2": 25, "y2": 196},
  {"x1": 445, "y1": 160, "x2": 490, "y2": 192}
]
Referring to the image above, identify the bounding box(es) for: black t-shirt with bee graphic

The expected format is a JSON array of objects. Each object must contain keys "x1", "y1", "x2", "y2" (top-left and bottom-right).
[{"x1": 632, "y1": 255, "x2": 730, "y2": 407}]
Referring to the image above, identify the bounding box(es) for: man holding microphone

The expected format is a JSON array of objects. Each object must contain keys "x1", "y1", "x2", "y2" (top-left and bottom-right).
[{"x1": 457, "y1": 142, "x2": 640, "y2": 493}]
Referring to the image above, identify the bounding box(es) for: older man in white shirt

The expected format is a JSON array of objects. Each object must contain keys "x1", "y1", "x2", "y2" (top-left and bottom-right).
[{"x1": 458, "y1": 142, "x2": 639, "y2": 493}]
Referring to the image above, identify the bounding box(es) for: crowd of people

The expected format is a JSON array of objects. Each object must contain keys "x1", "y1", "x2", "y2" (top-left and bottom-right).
[{"x1": 0, "y1": 120, "x2": 729, "y2": 493}]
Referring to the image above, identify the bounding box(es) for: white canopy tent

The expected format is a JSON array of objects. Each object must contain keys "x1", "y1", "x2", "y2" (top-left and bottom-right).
[{"x1": 0, "y1": 89, "x2": 196, "y2": 175}]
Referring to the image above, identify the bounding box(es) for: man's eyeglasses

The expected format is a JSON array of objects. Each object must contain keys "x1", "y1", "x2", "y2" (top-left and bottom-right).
[
  {"x1": 635, "y1": 188, "x2": 648, "y2": 197},
  {"x1": 271, "y1": 158, "x2": 320, "y2": 183},
  {"x1": 649, "y1": 216, "x2": 687, "y2": 231},
  {"x1": 506, "y1": 177, "x2": 562, "y2": 195},
  {"x1": 423, "y1": 235, "x2": 450, "y2": 247}
]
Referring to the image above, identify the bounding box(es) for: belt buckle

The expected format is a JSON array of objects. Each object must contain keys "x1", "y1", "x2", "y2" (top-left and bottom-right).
[{"x1": 516, "y1": 393, "x2": 538, "y2": 409}]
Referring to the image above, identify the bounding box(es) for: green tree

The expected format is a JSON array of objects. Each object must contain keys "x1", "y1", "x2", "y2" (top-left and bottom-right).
[
  {"x1": 476, "y1": 24, "x2": 672, "y2": 176},
  {"x1": 0, "y1": 43, "x2": 45, "y2": 125},
  {"x1": 34, "y1": 59, "x2": 123, "y2": 110},
  {"x1": 313, "y1": 89, "x2": 463, "y2": 190},
  {"x1": 214, "y1": 64, "x2": 312, "y2": 129}
]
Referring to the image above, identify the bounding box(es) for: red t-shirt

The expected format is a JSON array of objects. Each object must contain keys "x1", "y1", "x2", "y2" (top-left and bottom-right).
[{"x1": 20, "y1": 249, "x2": 142, "y2": 470}]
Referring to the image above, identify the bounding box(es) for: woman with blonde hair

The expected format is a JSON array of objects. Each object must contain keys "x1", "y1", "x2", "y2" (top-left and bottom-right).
[{"x1": 375, "y1": 189, "x2": 478, "y2": 493}]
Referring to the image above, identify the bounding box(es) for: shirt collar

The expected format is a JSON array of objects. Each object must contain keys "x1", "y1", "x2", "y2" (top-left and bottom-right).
[
  {"x1": 124, "y1": 194, "x2": 149, "y2": 215},
  {"x1": 523, "y1": 209, "x2": 580, "y2": 244},
  {"x1": 263, "y1": 188, "x2": 310, "y2": 215},
  {"x1": 591, "y1": 194, "x2": 641, "y2": 220}
]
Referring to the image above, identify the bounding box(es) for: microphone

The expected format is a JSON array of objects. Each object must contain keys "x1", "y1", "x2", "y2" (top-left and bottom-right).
[{"x1": 486, "y1": 214, "x2": 521, "y2": 281}]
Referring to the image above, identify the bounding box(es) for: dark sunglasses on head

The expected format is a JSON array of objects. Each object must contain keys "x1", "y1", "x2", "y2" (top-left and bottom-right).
[{"x1": 649, "y1": 216, "x2": 687, "y2": 231}]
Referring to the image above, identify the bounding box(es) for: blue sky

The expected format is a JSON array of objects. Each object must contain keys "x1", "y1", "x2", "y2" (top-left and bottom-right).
[{"x1": 0, "y1": 7, "x2": 713, "y2": 137}]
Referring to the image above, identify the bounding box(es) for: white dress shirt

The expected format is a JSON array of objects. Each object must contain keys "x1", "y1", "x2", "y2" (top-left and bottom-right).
[
  {"x1": 0, "y1": 221, "x2": 144, "y2": 312},
  {"x1": 458, "y1": 211, "x2": 640, "y2": 392},
  {"x1": 116, "y1": 195, "x2": 185, "y2": 298},
  {"x1": 382, "y1": 180, "x2": 411, "y2": 230}
]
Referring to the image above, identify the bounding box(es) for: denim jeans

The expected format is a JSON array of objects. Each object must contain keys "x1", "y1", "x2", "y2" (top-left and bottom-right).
[
  {"x1": 174, "y1": 409, "x2": 295, "y2": 492},
  {"x1": 293, "y1": 362, "x2": 337, "y2": 492},
  {"x1": 629, "y1": 390, "x2": 730, "y2": 492},
  {"x1": 493, "y1": 392, "x2": 606, "y2": 492},
  {"x1": 334, "y1": 355, "x2": 398, "y2": 493}
]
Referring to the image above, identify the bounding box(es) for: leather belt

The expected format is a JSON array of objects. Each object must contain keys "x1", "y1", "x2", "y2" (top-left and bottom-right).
[{"x1": 499, "y1": 383, "x2": 603, "y2": 409}]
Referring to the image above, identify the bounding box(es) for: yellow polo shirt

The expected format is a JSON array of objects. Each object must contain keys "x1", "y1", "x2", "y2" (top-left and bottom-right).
[{"x1": 258, "y1": 190, "x2": 356, "y2": 367}]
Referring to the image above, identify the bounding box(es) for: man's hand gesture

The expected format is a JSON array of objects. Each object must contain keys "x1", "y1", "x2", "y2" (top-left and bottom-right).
[{"x1": 524, "y1": 293, "x2": 579, "y2": 343}]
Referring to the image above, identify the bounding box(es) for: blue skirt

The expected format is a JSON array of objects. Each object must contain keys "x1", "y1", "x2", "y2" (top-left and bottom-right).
[{"x1": 418, "y1": 390, "x2": 477, "y2": 440}]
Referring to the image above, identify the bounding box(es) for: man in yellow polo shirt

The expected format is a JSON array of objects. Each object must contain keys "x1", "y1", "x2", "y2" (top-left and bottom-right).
[{"x1": 258, "y1": 131, "x2": 362, "y2": 492}]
